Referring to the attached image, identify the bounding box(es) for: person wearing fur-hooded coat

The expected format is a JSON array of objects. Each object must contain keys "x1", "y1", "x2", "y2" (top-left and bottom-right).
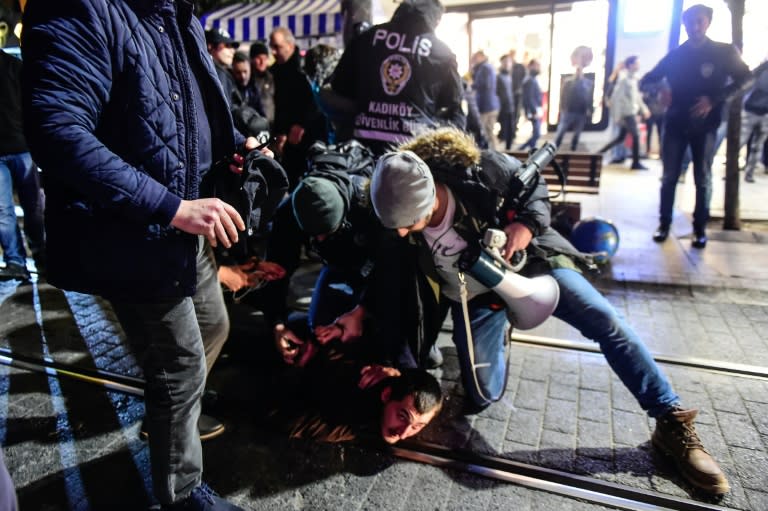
[{"x1": 368, "y1": 127, "x2": 728, "y2": 495}]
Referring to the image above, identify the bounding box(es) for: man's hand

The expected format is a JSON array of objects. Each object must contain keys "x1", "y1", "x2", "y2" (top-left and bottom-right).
[
  {"x1": 218, "y1": 264, "x2": 252, "y2": 292},
  {"x1": 314, "y1": 305, "x2": 365, "y2": 344},
  {"x1": 274, "y1": 323, "x2": 316, "y2": 367},
  {"x1": 358, "y1": 365, "x2": 401, "y2": 389},
  {"x1": 287, "y1": 124, "x2": 305, "y2": 145},
  {"x1": 690, "y1": 96, "x2": 713, "y2": 119},
  {"x1": 218, "y1": 259, "x2": 285, "y2": 292},
  {"x1": 250, "y1": 260, "x2": 286, "y2": 282},
  {"x1": 501, "y1": 223, "x2": 534, "y2": 262},
  {"x1": 228, "y1": 139, "x2": 275, "y2": 175},
  {"x1": 171, "y1": 198, "x2": 244, "y2": 248}
]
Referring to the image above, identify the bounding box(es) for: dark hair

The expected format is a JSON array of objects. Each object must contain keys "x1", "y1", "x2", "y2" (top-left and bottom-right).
[
  {"x1": 388, "y1": 369, "x2": 443, "y2": 414},
  {"x1": 682, "y1": 4, "x2": 713, "y2": 24},
  {"x1": 304, "y1": 44, "x2": 341, "y2": 85},
  {"x1": 249, "y1": 41, "x2": 269, "y2": 59},
  {"x1": 233, "y1": 51, "x2": 250, "y2": 65},
  {"x1": 624, "y1": 55, "x2": 638, "y2": 68}
]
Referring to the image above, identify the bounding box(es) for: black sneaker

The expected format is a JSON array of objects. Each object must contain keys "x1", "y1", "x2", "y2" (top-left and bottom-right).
[
  {"x1": 630, "y1": 162, "x2": 649, "y2": 170},
  {"x1": 652, "y1": 226, "x2": 669, "y2": 243},
  {"x1": 162, "y1": 483, "x2": 245, "y2": 510},
  {"x1": 0, "y1": 263, "x2": 30, "y2": 281},
  {"x1": 692, "y1": 231, "x2": 707, "y2": 249},
  {"x1": 140, "y1": 414, "x2": 226, "y2": 442}
]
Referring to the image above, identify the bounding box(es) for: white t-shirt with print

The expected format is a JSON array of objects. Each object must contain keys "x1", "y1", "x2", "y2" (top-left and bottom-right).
[{"x1": 421, "y1": 188, "x2": 490, "y2": 302}]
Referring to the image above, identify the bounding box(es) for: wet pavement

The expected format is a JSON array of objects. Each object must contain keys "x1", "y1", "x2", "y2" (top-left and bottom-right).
[{"x1": 1, "y1": 144, "x2": 767, "y2": 510}]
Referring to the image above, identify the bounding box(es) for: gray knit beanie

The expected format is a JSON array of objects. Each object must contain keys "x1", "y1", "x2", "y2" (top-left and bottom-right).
[{"x1": 371, "y1": 151, "x2": 436, "y2": 229}]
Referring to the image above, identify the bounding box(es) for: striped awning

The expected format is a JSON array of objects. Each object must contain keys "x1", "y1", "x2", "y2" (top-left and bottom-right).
[{"x1": 200, "y1": 0, "x2": 343, "y2": 42}]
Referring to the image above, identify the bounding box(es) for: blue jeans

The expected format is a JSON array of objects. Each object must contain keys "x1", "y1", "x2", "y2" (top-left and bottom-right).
[
  {"x1": 450, "y1": 268, "x2": 680, "y2": 417},
  {"x1": 0, "y1": 153, "x2": 43, "y2": 266},
  {"x1": 518, "y1": 117, "x2": 541, "y2": 150},
  {"x1": 110, "y1": 239, "x2": 228, "y2": 505},
  {"x1": 307, "y1": 266, "x2": 364, "y2": 330},
  {"x1": 610, "y1": 123, "x2": 628, "y2": 161},
  {"x1": 554, "y1": 112, "x2": 586, "y2": 151},
  {"x1": 450, "y1": 300, "x2": 510, "y2": 407},
  {"x1": 660, "y1": 122, "x2": 716, "y2": 231},
  {"x1": 550, "y1": 268, "x2": 679, "y2": 417}
]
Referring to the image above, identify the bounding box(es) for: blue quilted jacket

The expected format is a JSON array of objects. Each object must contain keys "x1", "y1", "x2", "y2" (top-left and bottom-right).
[{"x1": 22, "y1": 0, "x2": 245, "y2": 301}]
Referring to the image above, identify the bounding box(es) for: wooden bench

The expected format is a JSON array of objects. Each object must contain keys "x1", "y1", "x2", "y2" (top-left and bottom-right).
[
  {"x1": 505, "y1": 150, "x2": 603, "y2": 196},
  {"x1": 506, "y1": 149, "x2": 603, "y2": 235}
]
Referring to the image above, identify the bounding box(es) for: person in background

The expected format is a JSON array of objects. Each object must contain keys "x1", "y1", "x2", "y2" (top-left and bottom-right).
[
  {"x1": 269, "y1": 26, "x2": 326, "y2": 188},
  {"x1": 641, "y1": 3, "x2": 750, "y2": 248},
  {"x1": 641, "y1": 78, "x2": 671, "y2": 158},
  {"x1": 598, "y1": 56, "x2": 650, "y2": 170},
  {"x1": 605, "y1": 61, "x2": 629, "y2": 164},
  {"x1": 249, "y1": 41, "x2": 275, "y2": 128},
  {"x1": 496, "y1": 53, "x2": 515, "y2": 151},
  {"x1": 0, "y1": 49, "x2": 45, "y2": 281},
  {"x1": 205, "y1": 28, "x2": 240, "y2": 108},
  {"x1": 554, "y1": 47, "x2": 594, "y2": 152},
  {"x1": 230, "y1": 51, "x2": 264, "y2": 116},
  {"x1": 739, "y1": 61, "x2": 768, "y2": 183},
  {"x1": 518, "y1": 59, "x2": 543, "y2": 150},
  {"x1": 22, "y1": 0, "x2": 263, "y2": 507},
  {"x1": 508, "y1": 50, "x2": 528, "y2": 143},
  {"x1": 471, "y1": 50, "x2": 500, "y2": 147}
]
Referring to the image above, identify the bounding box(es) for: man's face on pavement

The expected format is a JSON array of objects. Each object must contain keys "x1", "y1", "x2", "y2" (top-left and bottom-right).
[
  {"x1": 683, "y1": 12, "x2": 711, "y2": 43},
  {"x1": 232, "y1": 60, "x2": 250, "y2": 87},
  {"x1": 270, "y1": 33, "x2": 294, "y2": 65},
  {"x1": 379, "y1": 390, "x2": 438, "y2": 444},
  {"x1": 251, "y1": 54, "x2": 270, "y2": 73},
  {"x1": 210, "y1": 42, "x2": 236, "y2": 67}
]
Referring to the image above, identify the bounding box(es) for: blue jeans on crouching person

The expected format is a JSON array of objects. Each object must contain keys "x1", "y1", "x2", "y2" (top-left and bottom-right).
[{"x1": 449, "y1": 267, "x2": 680, "y2": 417}]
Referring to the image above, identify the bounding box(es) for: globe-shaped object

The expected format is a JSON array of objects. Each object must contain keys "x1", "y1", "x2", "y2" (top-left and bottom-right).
[{"x1": 570, "y1": 217, "x2": 619, "y2": 263}]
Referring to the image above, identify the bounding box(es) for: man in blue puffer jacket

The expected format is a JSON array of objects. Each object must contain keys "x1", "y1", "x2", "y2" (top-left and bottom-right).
[{"x1": 21, "y1": 0, "x2": 260, "y2": 509}]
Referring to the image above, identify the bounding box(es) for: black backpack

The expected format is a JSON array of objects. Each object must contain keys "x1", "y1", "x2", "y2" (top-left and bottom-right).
[
  {"x1": 212, "y1": 151, "x2": 289, "y2": 263},
  {"x1": 305, "y1": 139, "x2": 375, "y2": 178}
]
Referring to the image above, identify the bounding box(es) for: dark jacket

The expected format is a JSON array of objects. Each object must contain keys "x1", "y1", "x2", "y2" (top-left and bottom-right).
[
  {"x1": 270, "y1": 47, "x2": 323, "y2": 140},
  {"x1": 522, "y1": 75, "x2": 543, "y2": 118},
  {"x1": 251, "y1": 70, "x2": 276, "y2": 125},
  {"x1": 640, "y1": 37, "x2": 751, "y2": 131},
  {"x1": 214, "y1": 61, "x2": 238, "y2": 108},
  {"x1": 330, "y1": 1, "x2": 465, "y2": 153},
  {"x1": 496, "y1": 68, "x2": 514, "y2": 116},
  {"x1": 22, "y1": 0, "x2": 245, "y2": 300},
  {"x1": 264, "y1": 167, "x2": 384, "y2": 326},
  {"x1": 0, "y1": 51, "x2": 27, "y2": 155},
  {"x1": 472, "y1": 59, "x2": 500, "y2": 114},
  {"x1": 744, "y1": 61, "x2": 768, "y2": 116}
]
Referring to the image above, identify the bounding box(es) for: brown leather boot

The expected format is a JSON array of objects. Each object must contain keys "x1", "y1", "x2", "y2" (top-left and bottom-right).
[{"x1": 652, "y1": 407, "x2": 730, "y2": 494}]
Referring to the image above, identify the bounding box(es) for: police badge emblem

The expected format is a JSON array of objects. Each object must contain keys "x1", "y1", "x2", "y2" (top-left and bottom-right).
[{"x1": 380, "y1": 54, "x2": 412, "y2": 96}]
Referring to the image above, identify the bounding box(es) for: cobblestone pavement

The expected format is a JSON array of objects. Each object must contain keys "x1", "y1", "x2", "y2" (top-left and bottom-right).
[
  {"x1": 2, "y1": 152, "x2": 768, "y2": 510},
  {"x1": 2, "y1": 272, "x2": 767, "y2": 511}
]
